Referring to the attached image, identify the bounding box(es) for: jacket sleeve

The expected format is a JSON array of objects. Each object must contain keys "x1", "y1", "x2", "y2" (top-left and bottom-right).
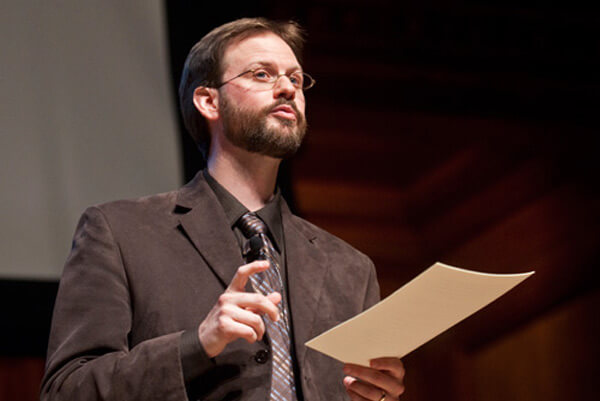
[{"x1": 40, "y1": 206, "x2": 213, "y2": 401}]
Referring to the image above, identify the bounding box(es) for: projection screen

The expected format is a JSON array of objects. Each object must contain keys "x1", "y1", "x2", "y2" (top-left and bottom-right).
[{"x1": 0, "y1": 1, "x2": 181, "y2": 280}]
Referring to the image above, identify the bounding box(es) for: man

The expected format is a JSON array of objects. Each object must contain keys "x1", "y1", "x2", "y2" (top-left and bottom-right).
[{"x1": 41, "y1": 18, "x2": 405, "y2": 401}]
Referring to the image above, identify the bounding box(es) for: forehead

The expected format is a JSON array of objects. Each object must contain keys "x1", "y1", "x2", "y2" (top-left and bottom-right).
[{"x1": 221, "y1": 32, "x2": 301, "y2": 73}]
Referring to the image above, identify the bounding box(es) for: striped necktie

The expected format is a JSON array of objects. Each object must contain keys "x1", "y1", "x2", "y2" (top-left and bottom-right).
[{"x1": 237, "y1": 212, "x2": 297, "y2": 401}]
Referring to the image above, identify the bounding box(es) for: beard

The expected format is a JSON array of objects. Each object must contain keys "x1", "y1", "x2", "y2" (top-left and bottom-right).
[{"x1": 219, "y1": 94, "x2": 307, "y2": 159}]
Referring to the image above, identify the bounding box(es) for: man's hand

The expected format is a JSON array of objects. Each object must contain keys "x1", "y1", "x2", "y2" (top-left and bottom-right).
[
  {"x1": 343, "y1": 357, "x2": 405, "y2": 401},
  {"x1": 198, "y1": 260, "x2": 281, "y2": 358}
]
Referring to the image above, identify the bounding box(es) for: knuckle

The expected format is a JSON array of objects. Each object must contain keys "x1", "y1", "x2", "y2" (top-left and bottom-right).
[
  {"x1": 220, "y1": 303, "x2": 234, "y2": 316},
  {"x1": 218, "y1": 293, "x2": 231, "y2": 306},
  {"x1": 217, "y1": 316, "x2": 229, "y2": 332}
]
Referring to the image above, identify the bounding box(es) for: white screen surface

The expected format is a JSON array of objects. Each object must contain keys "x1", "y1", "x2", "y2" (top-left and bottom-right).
[{"x1": 0, "y1": 1, "x2": 181, "y2": 279}]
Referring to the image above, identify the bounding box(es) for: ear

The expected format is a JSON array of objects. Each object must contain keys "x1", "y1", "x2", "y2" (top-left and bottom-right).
[{"x1": 192, "y1": 86, "x2": 220, "y2": 121}]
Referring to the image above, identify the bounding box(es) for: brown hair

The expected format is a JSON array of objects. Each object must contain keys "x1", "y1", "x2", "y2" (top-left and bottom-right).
[{"x1": 178, "y1": 18, "x2": 305, "y2": 160}]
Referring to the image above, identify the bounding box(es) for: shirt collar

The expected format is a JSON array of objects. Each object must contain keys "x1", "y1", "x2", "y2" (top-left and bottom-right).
[{"x1": 202, "y1": 169, "x2": 283, "y2": 252}]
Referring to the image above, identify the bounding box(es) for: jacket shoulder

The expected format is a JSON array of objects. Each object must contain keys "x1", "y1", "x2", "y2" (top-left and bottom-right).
[
  {"x1": 77, "y1": 189, "x2": 181, "y2": 234},
  {"x1": 95, "y1": 189, "x2": 178, "y2": 212}
]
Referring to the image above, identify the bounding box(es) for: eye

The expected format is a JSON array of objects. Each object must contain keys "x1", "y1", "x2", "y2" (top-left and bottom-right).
[
  {"x1": 252, "y1": 69, "x2": 272, "y2": 82},
  {"x1": 289, "y1": 72, "x2": 304, "y2": 88}
]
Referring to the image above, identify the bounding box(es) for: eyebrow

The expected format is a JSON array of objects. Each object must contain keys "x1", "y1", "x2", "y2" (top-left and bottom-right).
[{"x1": 245, "y1": 60, "x2": 303, "y2": 74}]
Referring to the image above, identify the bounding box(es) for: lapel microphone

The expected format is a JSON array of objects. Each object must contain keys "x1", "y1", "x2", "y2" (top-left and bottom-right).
[{"x1": 244, "y1": 234, "x2": 266, "y2": 262}]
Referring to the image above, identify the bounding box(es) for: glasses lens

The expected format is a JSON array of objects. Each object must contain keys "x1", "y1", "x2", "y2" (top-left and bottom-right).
[{"x1": 301, "y1": 73, "x2": 315, "y2": 90}]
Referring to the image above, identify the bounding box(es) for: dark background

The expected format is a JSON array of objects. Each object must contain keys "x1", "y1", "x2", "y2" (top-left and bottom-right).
[{"x1": 2, "y1": 1, "x2": 599, "y2": 400}]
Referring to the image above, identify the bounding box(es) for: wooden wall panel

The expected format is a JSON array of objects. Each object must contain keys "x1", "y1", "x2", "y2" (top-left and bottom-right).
[{"x1": 461, "y1": 289, "x2": 600, "y2": 401}]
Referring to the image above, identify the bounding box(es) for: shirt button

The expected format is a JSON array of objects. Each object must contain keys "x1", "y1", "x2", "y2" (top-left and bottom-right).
[{"x1": 254, "y1": 349, "x2": 269, "y2": 364}]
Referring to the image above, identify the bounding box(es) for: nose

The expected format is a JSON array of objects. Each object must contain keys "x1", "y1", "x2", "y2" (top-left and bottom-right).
[{"x1": 272, "y1": 75, "x2": 296, "y2": 100}]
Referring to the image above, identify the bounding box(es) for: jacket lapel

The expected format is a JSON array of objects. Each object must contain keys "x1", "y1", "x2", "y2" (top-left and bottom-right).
[
  {"x1": 175, "y1": 174, "x2": 329, "y2": 365},
  {"x1": 175, "y1": 172, "x2": 243, "y2": 288},
  {"x1": 281, "y1": 201, "x2": 330, "y2": 366}
]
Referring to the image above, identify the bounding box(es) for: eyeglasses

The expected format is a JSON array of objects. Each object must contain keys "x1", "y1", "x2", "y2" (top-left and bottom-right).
[{"x1": 215, "y1": 68, "x2": 316, "y2": 91}]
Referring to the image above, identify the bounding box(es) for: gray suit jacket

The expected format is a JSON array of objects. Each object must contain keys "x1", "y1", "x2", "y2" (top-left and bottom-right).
[{"x1": 41, "y1": 173, "x2": 380, "y2": 401}]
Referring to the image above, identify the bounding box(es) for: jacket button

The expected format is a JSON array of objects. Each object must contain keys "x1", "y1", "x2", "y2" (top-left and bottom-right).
[{"x1": 254, "y1": 349, "x2": 269, "y2": 364}]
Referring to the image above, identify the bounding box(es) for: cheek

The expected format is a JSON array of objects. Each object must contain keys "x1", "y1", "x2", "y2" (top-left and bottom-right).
[{"x1": 296, "y1": 96, "x2": 306, "y2": 114}]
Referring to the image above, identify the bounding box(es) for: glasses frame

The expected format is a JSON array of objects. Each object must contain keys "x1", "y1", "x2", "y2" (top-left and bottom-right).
[{"x1": 215, "y1": 68, "x2": 316, "y2": 91}]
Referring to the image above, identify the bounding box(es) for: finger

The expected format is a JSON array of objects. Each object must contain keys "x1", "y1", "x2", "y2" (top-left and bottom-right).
[
  {"x1": 266, "y1": 291, "x2": 281, "y2": 305},
  {"x1": 344, "y1": 363, "x2": 404, "y2": 398},
  {"x1": 344, "y1": 375, "x2": 387, "y2": 401},
  {"x1": 226, "y1": 307, "x2": 266, "y2": 341},
  {"x1": 369, "y1": 357, "x2": 405, "y2": 380},
  {"x1": 345, "y1": 377, "x2": 385, "y2": 401},
  {"x1": 228, "y1": 261, "x2": 270, "y2": 291},
  {"x1": 245, "y1": 292, "x2": 281, "y2": 314},
  {"x1": 218, "y1": 315, "x2": 261, "y2": 344},
  {"x1": 220, "y1": 291, "x2": 280, "y2": 322},
  {"x1": 239, "y1": 293, "x2": 280, "y2": 322},
  {"x1": 344, "y1": 378, "x2": 367, "y2": 400},
  {"x1": 346, "y1": 389, "x2": 371, "y2": 401},
  {"x1": 343, "y1": 375, "x2": 357, "y2": 388}
]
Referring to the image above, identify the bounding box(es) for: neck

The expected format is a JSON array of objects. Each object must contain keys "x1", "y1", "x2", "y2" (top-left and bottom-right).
[{"x1": 206, "y1": 145, "x2": 281, "y2": 212}]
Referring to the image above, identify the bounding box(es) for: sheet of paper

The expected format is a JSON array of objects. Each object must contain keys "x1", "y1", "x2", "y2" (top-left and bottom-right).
[{"x1": 305, "y1": 262, "x2": 534, "y2": 366}]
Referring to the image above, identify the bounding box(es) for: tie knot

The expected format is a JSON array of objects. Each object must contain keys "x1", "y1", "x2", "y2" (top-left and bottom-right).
[{"x1": 237, "y1": 212, "x2": 268, "y2": 238}]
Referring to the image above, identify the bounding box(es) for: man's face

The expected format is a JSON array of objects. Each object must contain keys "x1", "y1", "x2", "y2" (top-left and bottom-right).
[{"x1": 217, "y1": 32, "x2": 307, "y2": 159}]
